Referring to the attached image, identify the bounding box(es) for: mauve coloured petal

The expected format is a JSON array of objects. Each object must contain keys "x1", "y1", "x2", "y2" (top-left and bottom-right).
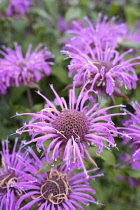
[
  {"x1": 69, "y1": 194, "x2": 97, "y2": 204},
  {"x1": 38, "y1": 203, "x2": 47, "y2": 210},
  {"x1": 20, "y1": 198, "x2": 42, "y2": 210},
  {"x1": 70, "y1": 200, "x2": 84, "y2": 210},
  {"x1": 16, "y1": 191, "x2": 40, "y2": 207},
  {"x1": 120, "y1": 101, "x2": 140, "y2": 163},
  {"x1": 73, "y1": 187, "x2": 95, "y2": 194},
  {"x1": 0, "y1": 43, "x2": 53, "y2": 94},
  {"x1": 16, "y1": 84, "x2": 124, "y2": 173},
  {"x1": 63, "y1": 21, "x2": 139, "y2": 97},
  {"x1": 64, "y1": 200, "x2": 77, "y2": 210},
  {"x1": 7, "y1": 0, "x2": 32, "y2": 16},
  {"x1": 0, "y1": 139, "x2": 40, "y2": 209},
  {"x1": 62, "y1": 202, "x2": 71, "y2": 210},
  {"x1": 16, "y1": 147, "x2": 102, "y2": 209},
  {"x1": 132, "y1": 148, "x2": 140, "y2": 161}
]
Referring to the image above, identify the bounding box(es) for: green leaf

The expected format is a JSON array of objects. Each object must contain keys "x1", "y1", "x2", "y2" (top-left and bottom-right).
[
  {"x1": 10, "y1": 85, "x2": 26, "y2": 103},
  {"x1": 104, "y1": 165, "x2": 116, "y2": 177},
  {"x1": 126, "y1": 169, "x2": 140, "y2": 178},
  {"x1": 98, "y1": 94, "x2": 108, "y2": 109},
  {"x1": 65, "y1": 8, "x2": 82, "y2": 21},
  {"x1": 30, "y1": 7, "x2": 54, "y2": 24},
  {"x1": 51, "y1": 66, "x2": 70, "y2": 85},
  {"x1": 125, "y1": 6, "x2": 140, "y2": 25},
  {"x1": 36, "y1": 159, "x2": 61, "y2": 175},
  {"x1": 119, "y1": 41, "x2": 140, "y2": 49},
  {"x1": 108, "y1": 2, "x2": 120, "y2": 16},
  {"x1": 100, "y1": 150, "x2": 116, "y2": 165},
  {"x1": 36, "y1": 164, "x2": 52, "y2": 175}
]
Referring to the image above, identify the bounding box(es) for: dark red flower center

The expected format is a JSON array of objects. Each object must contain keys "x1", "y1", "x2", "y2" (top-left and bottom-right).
[
  {"x1": 40, "y1": 169, "x2": 70, "y2": 204},
  {"x1": 52, "y1": 109, "x2": 89, "y2": 141}
]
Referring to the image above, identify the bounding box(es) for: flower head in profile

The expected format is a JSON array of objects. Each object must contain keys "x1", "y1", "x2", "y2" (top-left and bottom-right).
[
  {"x1": 16, "y1": 147, "x2": 103, "y2": 210},
  {"x1": 0, "y1": 43, "x2": 53, "y2": 94},
  {"x1": 64, "y1": 13, "x2": 127, "y2": 51},
  {"x1": 120, "y1": 101, "x2": 140, "y2": 162},
  {"x1": 7, "y1": 0, "x2": 32, "y2": 16},
  {"x1": 0, "y1": 139, "x2": 34, "y2": 209},
  {"x1": 62, "y1": 42, "x2": 139, "y2": 99},
  {"x1": 16, "y1": 84, "x2": 125, "y2": 174}
]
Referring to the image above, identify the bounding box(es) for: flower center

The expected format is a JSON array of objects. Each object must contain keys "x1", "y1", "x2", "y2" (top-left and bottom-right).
[
  {"x1": 52, "y1": 109, "x2": 89, "y2": 141},
  {"x1": 17, "y1": 60, "x2": 27, "y2": 69},
  {"x1": 0, "y1": 171, "x2": 18, "y2": 196},
  {"x1": 40, "y1": 169, "x2": 70, "y2": 204},
  {"x1": 92, "y1": 60, "x2": 113, "y2": 73}
]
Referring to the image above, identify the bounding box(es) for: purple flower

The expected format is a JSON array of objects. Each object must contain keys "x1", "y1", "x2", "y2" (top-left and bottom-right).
[
  {"x1": 7, "y1": 0, "x2": 32, "y2": 16},
  {"x1": 0, "y1": 43, "x2": 53, "y2": 94},
  {"x1": 16, "y1": 84, "x2": 125, "y2": 174},
  {"x1": 119, "y1": 154, "x2": 140, "y2": 188},
  {"x1": 16, "y1": 147, "x2": 103, "y2": 210},
  {"x1": 0, "y1": 138, "x2": 35, "y2": 209},
  {"x1": 118, "y1": 21, "x2": 140, "y2": 44},
  {"x1": 120, "y1": 102, "x2": 140, "y2": 162},
  {"x1": 62, "y1": 42, "x2": 139, "y2": 99},
  {"x1": 64, "y1": 14, "x2": 127, "y2": 51}
]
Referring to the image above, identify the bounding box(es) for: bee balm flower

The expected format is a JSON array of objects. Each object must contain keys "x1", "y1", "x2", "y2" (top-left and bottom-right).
[
  {"x1": 16, "y1": 147, "x2": 103, "y2": 210},
  {"x1": 0, "y1": 43, "x2": 53, "y2": 94},
  {"x1": 16, "y1": 84, "x2": 125, "y2": 174}
]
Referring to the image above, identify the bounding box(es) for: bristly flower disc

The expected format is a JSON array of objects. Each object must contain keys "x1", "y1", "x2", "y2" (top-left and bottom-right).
[
  {"x1": 16, "y1": 147, "x2": 103, "y2": 210},
  {"x1": 16, "y1": 84, "x2": 126, "y2": 175}
]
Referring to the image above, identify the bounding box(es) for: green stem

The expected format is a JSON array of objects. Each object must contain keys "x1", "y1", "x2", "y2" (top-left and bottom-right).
[{"x1": 27, "y1": 87, "x2": 34, "y2": 112}]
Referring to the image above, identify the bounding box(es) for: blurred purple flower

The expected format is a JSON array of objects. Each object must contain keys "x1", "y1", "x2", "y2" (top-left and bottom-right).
[
  {"x1": 120, "y1": 101, "x2": 140, "y2": 162},
  {"x1": 7, "y1": 0, "x2": 32, "y2": 16},
  {"x1": 119, "y1": 153, "x2": 140, "y2": 188},
  {"x1": 16, "y1": 147, "x2": 103, "y2": 209},
  {"x1": 118, "y1": 21, "x2": 140, "y2": 44},
  {"x1": 64, "y1": 14, "x2": 127, "y2": 51},
  {"x1": 0, "y1": 43, "x2": 53, "y2": 94},
  {"x1": 62, "y1": 42, "x2": 139, "y2": 99},
  {"x1": 16, "y1": 84, "x2": 125, "y2": 174},
  {"x1": 0, "y1": 139, "x2": 35, "y2": 209},
  {"x1": 57, "y1": 16, "x2": 68, "y2": 33}
]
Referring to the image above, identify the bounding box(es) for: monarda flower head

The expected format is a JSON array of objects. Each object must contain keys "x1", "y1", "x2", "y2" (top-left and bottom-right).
[
  {"x1": 120, "y1": 101, "x2": 140, "y2": 162},
  {"x1": 16, "y1": 84, "x2": 125, "y2": 175},
  {"x1": 0, "y1": 139, "x2": 35, "y2": 209},
  {"x1": 7, "y1": 0, "x2": 32, "y2": 16},
  {"x1": 62, "y1": 42, "x2": 139, "y2": 99},
  {"x1": 0, "y1": 43, "x2": 53, "y2": 94},
  {"x1": 64, "y1": 13, "x2": 127, "y2": 52},
  {"x1": 16, "y1": 147, "x2": 103, "y2": 210}
]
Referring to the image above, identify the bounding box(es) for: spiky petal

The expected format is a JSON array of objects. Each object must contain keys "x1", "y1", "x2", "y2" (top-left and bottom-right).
[{"x1": 16, "y1": 84, "x2": 125, "y2": 174}]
